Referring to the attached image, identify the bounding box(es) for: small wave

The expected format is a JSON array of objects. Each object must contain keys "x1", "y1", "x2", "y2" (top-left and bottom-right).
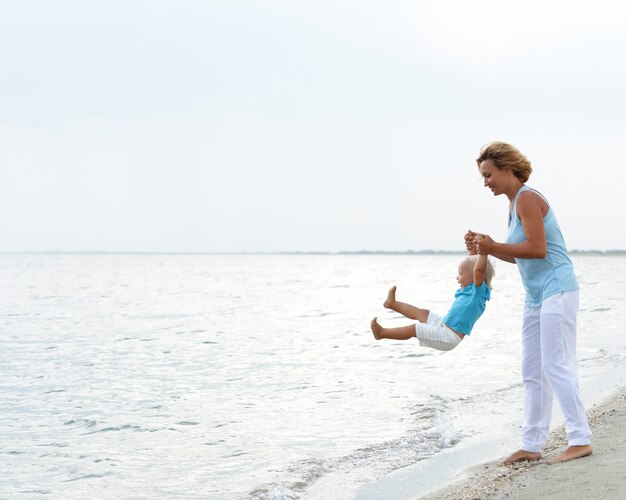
[
  {"x1": 64, "y1": 419, "x2": 97, "y2": 429},
  {"x1": 82, "y1": 424, "x2": 143, "y2": 435},
  {"x1": 203, "y1": 440, "x2": 225, "y2": 446},
  {"x1": 62, "y1": 472, "x2": 113, "y2": 483},
  {"x1": 248, "y1": 397, "x2": 461, "y2": 499},
  {"x1": 37, "y1": 442, "x2": 69, "y2": 448},
  {"x1": 251, "y1": 459, "x2": 326, "y2": 499},
  {"x1": 250, "y1": 484, "x2": 300, "y2": 500}
]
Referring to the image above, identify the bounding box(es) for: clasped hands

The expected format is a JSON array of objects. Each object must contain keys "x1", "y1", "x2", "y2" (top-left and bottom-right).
[{"x1": 464, "y1": 230, "x2": 496, "y2": 255}]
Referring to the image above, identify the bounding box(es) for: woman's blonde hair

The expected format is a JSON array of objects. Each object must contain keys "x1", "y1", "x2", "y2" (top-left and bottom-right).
[
  {"x1": 467, "y1": 256, "x2": 496, "y2": 289},
  {"x1": 476, "y1": 141, "x2": 532, "y2": 183}
]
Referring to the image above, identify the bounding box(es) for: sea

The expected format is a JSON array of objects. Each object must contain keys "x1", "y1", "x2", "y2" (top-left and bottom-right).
[{"x1": 1, "y1": 253, "x2": 625, "y2": 499}]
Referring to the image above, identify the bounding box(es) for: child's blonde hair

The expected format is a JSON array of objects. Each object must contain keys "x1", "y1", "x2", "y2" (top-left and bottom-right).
[{"x1": 467, "y1": 256, "x2": 495, "y2": 289}]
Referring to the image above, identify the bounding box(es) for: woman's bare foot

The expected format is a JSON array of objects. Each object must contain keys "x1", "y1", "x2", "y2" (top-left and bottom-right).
[
  {"x1": 371, "y1": 317, "x2": 383, "y2": 340},
  {"x1": 551, "y1": 445, "x2": 592, "y2": 463},
  {"x1": 383, "y1": 286, "x2": 397, "y2": 309},
  {"x1": 502, "y1": 449, "x2": 541, "y2": 465}
]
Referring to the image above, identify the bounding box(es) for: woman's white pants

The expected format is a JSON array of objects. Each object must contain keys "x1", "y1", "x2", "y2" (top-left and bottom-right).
[{"x1": 521, "y1": 290, "x2": 592, "y2": 452}]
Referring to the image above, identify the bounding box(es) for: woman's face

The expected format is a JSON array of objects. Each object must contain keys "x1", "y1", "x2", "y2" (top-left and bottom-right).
[{"x1": 478, "y1": 159, "x2": 510, "y2": 196}]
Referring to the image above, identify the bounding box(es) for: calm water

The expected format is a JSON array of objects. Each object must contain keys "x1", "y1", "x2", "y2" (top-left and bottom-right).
[{"x1": 1, "y1": 254, "x2": 624, "y2": 498}]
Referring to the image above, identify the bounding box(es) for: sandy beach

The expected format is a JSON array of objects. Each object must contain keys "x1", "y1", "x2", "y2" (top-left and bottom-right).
[{"x1": 421, "y1": 385, "x2": 626, "y2": 499}]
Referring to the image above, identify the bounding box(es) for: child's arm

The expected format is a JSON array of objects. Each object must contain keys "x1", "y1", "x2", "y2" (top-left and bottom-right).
[
  {"x1": 473, "y1": 252, "x2": 487, "y2": 287},
  {"x1": 466, "y1": 231, "x2": 478, "y2": 256},
  {"x1": 466, "y1": 230, "x2": 487, "y2": 285}
]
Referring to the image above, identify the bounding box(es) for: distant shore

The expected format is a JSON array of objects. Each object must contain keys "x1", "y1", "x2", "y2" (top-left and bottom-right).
[{"x1": 2, "y1": 250, "x2": 626, "y2": 256}]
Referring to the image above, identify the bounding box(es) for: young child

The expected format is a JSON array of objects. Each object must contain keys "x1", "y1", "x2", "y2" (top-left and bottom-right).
[{"x1": 371, "y1": 248, "x2": 494, "y2": 351}]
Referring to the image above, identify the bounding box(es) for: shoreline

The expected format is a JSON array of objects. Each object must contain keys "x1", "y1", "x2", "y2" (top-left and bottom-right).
[
  {"x1": 354, "y1": 361, "x2": 626, "y2": 500},
  {"x1": 421, "y1": 384, "x2": 626, "y2": 499}
]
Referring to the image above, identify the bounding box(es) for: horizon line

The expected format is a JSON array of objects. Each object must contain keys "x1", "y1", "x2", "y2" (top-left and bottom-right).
[{"x1": 1, "y1": 249, "x2": 626, "y2": 256}]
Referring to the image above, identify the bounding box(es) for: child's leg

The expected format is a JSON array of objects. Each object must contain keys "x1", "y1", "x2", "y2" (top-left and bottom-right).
[
  {"x1": 383, "y1": 286, "x2": 429, "y2": 322},
  {"x1": 371, "y1": 317, "x2": 415, "y2": 341}
]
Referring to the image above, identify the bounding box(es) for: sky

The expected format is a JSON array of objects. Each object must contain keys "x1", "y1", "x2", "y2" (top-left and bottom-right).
[{"x1": 1, "y1": 0, "x2": 625, "y2": 252}]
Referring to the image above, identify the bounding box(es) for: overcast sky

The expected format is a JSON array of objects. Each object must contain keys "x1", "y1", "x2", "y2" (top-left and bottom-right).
[{"x1": 1, "y1": 0, "x2": 625, "y2": 252}]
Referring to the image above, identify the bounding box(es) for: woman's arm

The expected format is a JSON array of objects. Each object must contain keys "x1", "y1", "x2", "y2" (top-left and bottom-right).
[
  {"x1": 490, "y1": 250, "x2": 517, "y2": 263},
  {"x1": 474, "y1": 192, "x2": 548, "y2": 260}
]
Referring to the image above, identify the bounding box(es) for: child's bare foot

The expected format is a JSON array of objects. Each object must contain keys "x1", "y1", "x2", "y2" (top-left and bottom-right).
[
  {"x1": 383, "y1": 286, "x2": 397, "y2": 309},
  {"x1": 551, "y1": 445, "x2": 592, "y2": 463},
  {"x1": 502, "y1": 449, "x2": 541, "y2": 465},
  {"x1": 371, "y1": 317, "x2": 383, "y2": 340}
]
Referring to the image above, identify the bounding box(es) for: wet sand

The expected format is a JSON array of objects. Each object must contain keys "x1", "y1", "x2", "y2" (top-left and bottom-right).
[{"x1": 421, "y1": 385, "x2": 626, "y2": 499}]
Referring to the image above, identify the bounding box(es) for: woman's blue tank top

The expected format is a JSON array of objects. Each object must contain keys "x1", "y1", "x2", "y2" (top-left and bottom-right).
[{"x1": 506, "y1": 185, "x2": 578, "y2": 307}]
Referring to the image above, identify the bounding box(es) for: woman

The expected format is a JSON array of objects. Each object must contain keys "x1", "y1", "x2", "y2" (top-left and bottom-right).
[{"x1": 466, "y1": 141, "x2": 592, "y2": 464}]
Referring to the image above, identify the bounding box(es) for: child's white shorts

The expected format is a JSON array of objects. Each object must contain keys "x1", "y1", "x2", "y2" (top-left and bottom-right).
[{"x1": 415, "y1": 311, "x2": 462, "y2": 351}]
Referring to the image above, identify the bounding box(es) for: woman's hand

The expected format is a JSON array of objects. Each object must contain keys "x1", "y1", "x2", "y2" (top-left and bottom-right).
[{"x1": 474, "y1": 234, "x2": 496, "y2": 255}]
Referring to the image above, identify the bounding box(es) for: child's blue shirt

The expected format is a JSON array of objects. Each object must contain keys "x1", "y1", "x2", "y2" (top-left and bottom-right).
[{"x1": 442, "y1": 282, "x2": 490, "y2": 335}]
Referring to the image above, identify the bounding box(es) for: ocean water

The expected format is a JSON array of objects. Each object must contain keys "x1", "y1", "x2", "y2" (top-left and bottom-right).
[{"x1": 1, "y1": 254, "x2": 624, "y2": 499}]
